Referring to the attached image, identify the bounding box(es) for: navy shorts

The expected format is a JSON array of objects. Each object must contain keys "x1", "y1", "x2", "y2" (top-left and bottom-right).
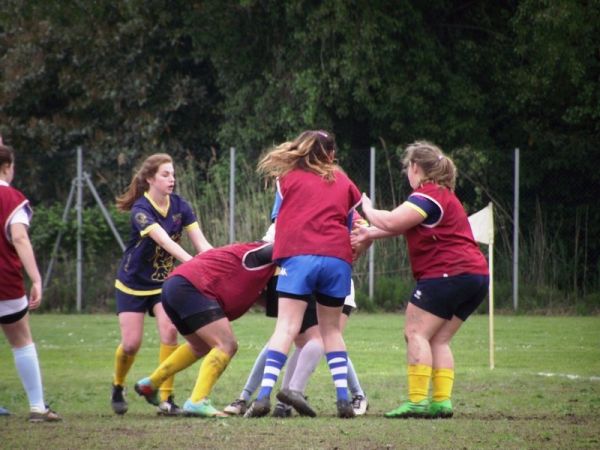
[
  {"x1": 161, "y1": 276, "x2": 226, "y2": 335},
  {"x1": 410, "y1": 274, "x2": 489, "y2": 321},
  {"x1": 115, "y1": 289, "x2": 161, "y2": 316},
  {"x1": 265, "y1": 277, "x2": 319, "y2": 333}
]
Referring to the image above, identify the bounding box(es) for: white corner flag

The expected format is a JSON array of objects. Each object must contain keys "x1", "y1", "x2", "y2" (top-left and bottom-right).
[{"x1": 468, "y1": 202, "x2": 495, "y2": 369}]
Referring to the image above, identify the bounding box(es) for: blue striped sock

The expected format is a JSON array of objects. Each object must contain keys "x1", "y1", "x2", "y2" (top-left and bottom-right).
[
  {"x1": 257, "y1": 350, "x2": 287, "y2": 400},
  {"x1": 326, "y1": 351, "x2": 349, "y2": 401}
]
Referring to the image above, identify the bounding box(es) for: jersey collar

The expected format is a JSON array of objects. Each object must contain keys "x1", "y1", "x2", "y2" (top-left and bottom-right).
[{"x1": 144, "y1": 192, "x2": 170, "y2": 217}]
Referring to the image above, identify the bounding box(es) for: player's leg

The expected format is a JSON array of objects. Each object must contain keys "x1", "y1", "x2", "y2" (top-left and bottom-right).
[
  {"x1": 244, "y1": 256, "x2": 314, "y2": 418},
  {"x1": 272, "y1": 344, "x2": 299, "y2": 417},
  {"x1": 135, "y1": 341, "x2": 203, "y2": 407},
  {"x1": 314, "y1": 256, "x2": 354, "y2": 418},
  {"x1": 153, "y1": 300, "x2": 183, "y2": 415},
  {"x1": 385, "y1": 302, "x2": 446, "y2": 418},
  {"x1": 317, "y1": 301, "x2": 354, "y2": 418},
  {"x1": 287, "y1": 311, "x2": 323, "y2": 394},
  {"x1": 1, "y1": 305, "x2": 61, "y2": 422},
  {"x1": 429, "y1": 316, "x2": 462, "y2": 418},
  {"x1": 277, "y1": 324, "x2": 323, "y2": 417},
  {"x1": 112, "y1": 311, "x2": 144, "y2": 414},
  {"x1": 180, "y1": 318, "x2": 235, "y2": 418},
  {"x1": 244, "y1": 297, "x2": 306, "y2": 417},
  {"x1": 224, "y1": 343, "x2": 269, "y2": 415},
  {"x1": 428, "y1": 274, "x2": 488, "y2": 419},
  {"x1": 112, "y1": 290, "x2": 148, "y2": 415},
  {"x1": 340, "y1": 307, "x2": 368, "y2": 415}
]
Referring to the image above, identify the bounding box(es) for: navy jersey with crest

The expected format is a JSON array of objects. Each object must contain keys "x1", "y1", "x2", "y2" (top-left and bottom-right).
[{"x1": 115, "y1": 192, "x2": 198, "y2": 295}]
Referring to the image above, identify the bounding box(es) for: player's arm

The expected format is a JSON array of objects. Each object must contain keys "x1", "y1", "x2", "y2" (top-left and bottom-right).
[
  {"x1": 360, "y1": 193, "x2": 424, "y2": 234},
  {"x1": 10, "y1": 222, "x2": 42, "y2": 309},
  {"x1": 185, "y1": 223, "x2": 213, "y2": 254},
  {"x1": 147, "y1": 225, "x2": 194, "y2": 263},
  {"x1": 349, "y1": 210, "x2": 372, "y2": 261}
]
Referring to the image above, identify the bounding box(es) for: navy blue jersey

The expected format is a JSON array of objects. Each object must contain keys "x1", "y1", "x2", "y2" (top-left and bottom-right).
[{"x1": 115, "y1": 192, "x2": 198, "y2": 295}]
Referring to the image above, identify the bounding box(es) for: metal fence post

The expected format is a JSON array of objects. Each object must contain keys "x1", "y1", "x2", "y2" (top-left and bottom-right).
[
  {"x1": 76, "y1": 146, "x2": 83, "y2": 312},
  {"x1": 513, "y1": 147, "x2": 520, "y2": 311},
  {"x1": 368, "y1": 147, "x2": 376, "y2": 300},
  {"x1": 229, "y1": 147, "x2": 236, "y2": 243}
]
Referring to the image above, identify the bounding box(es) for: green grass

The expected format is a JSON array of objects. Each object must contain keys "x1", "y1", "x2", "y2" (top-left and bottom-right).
[{"x1": 1, "y1": 313, "x2": 599, "y2": 449}]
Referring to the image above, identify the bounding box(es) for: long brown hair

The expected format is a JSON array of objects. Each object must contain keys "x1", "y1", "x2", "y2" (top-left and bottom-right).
[
  {"x1": 0, "y1": 143, "x2": 15, "y2": 168},
  {"x1": 402, "y1": 141, "x2": 456, "y2": 191},
  {"x1": 116, "y1": 153, "x2": 173, "y2": 211},
  {"x1": 257, "y1": 130, "x2": 338, "y2": 182}
]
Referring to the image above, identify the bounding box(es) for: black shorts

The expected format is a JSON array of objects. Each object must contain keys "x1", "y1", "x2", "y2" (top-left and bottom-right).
[
  {"x1": 0, "y1": 306, "x2": 28, "y2": 324},
  {"x1": 265, "y1": 277, "x2": 319, "y2": 333},
  {"x1": 115, "y1": 289, "x2": 161, "y2": 316},
  {"x1": 410, "y1": 274, "x2": 489, "y2": 321},
  {"x1": 161, "y1": 276, "x2": 226, "y2": 335}
]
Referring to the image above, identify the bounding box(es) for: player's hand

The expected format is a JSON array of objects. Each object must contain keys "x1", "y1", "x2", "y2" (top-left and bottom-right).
[
  {"x1": 351, "y1": 225, "x2": 371, "y2": 247},
  {"x1": 28, "y1": 281, "x2": 42, "y2": 310},
  {"x1": 352, "y1": 238, "x2": 371, "y2": 261},
  {"x1": 361, "y1": 193, "x2": 373, "y2": 213}
]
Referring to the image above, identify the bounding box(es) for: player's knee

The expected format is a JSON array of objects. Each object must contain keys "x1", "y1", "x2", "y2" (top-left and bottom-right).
[
  {"x1": 219, "y1": 337, "x2": 238, "y2": 357},
  {"x1": 158, "y1": 324, "x2": 178, "y2": 344},
  {"x1": 121, "y1": 340, "x2": 141, "y2": 354}
]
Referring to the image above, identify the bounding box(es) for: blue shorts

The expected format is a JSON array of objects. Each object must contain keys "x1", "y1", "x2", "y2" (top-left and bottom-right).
[
  {"x1": 161, "y1": 276, "x2": 226, "y2": 335},
  {"x1": 276, "y1": 255, "x2": 351, "y2": 307},
  {"x1": 410, "y1": 274, "x2": 489, "y2": 321},
  {"x1": 115, "y1": 289, "x2": 161, "y2": 316}
]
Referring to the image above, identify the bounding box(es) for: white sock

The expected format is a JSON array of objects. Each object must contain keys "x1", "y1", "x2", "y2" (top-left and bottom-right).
[
  {"x1": 240, "y1": 344, "x2": 269, "y2": 402},
  {"x1": 13, "y1": 343, "x2": 45, "y2": 412},
  {"x1": 289, "y1": 339, "x2": 324, "y2": 393},
  {"x1": 347, "y1": 357, "x2": 365, "y2": 397},
  {"x1": 281, "y1": 346, "x2": 301, "y2": 391}
]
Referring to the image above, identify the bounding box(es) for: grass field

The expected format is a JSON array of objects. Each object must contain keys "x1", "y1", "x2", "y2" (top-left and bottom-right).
[{"x1": 1, "y1": 313, "x2": 599, "y2": 449}]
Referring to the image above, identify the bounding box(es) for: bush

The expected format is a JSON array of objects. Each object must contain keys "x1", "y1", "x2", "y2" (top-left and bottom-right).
[
  {"x1": 29, "y1": 203, "x2": 128, "y2": 311},
  {"x1": 355, "y1": 276, "x2": 412, "y2": 312}
]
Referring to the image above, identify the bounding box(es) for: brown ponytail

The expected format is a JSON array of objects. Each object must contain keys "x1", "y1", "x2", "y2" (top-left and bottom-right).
[{"x1": 116, "y1": 153, "x2": 172, "y2": 211}]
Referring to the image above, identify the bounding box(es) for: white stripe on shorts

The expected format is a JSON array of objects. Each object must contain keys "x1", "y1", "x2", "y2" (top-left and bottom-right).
[{"x1": 0, "y1": 296, "x2": 28, "y2": 318}]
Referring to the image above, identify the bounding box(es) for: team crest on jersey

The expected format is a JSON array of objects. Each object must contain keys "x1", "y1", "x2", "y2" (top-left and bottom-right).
[
  {"x1": 279, "y1": 268, "x2": 288, "y2": 276},
  {"x1": 135, "y1": 212, "x2": 149, "y2": 228},
  {"x1": 172, "y1": 213, "x2": 182, "y2": 225}
]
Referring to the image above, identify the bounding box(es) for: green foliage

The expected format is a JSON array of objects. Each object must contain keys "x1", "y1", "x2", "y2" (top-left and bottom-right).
[
  {"x1": 28, "y1": 202, "x2": 128, "y2": 311},
  {"x1": 2, "y1": 0, "x2": 599, "y2": 305},
  {"x1": 356, "y1": 276, "x2": 412, "y2": 312}
]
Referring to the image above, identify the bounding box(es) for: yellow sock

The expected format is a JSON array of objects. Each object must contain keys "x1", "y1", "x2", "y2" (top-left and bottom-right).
[
  {"x1": 113, "y1": 344, "x2": 136, "y2": 386},
  {"x1": 432, "y1": 368, "x2": 455, "y2": 402},
  {"x1": 407, "y1": 364, "x2": 432, "y2": 403},
  {"x1": 149, "y1": 343, "x2": 199, "y2": 391},
  {"x1": 190, "y1": 348, "x2": 231, "y2": 403},
  {"x1": 158, "y1": 343, "x2": 179, "y2": 402}
]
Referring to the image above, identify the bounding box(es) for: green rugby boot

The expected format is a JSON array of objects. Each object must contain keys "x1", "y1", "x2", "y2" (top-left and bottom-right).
[
  {"x1": 384, "y1": 399, "x2": 429, "y2": 418},
  {"x1": 183, "y1": 398, "x2": 228, "y2": 418},
  {"x1": 429, "y1": 399, "x2": 453, "y2": 418}
]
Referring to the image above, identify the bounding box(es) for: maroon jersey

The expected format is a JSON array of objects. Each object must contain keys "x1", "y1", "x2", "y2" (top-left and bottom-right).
[
  {"x1": 170, "y1": 242, "x2": 276, "y2": 320},
  {"x1": 273, "y1": 168, "x2": 362, "y2": 264},
  {"x1": 0, "y1": 185, "x2": 30, "y2": 300},
  {"x1": 404, "y1": 183, "x2": 488, "y2": 280}
]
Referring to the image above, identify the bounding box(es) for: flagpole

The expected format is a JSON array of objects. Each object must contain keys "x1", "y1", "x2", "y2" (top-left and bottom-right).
[{"x1": 488, "y1": 202, "x2": 495, "y2": 369}]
